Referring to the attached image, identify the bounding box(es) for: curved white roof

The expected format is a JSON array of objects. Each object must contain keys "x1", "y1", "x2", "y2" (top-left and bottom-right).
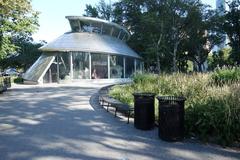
[{"x1": 40, "y1": 32, "x2": 141, "y2": 59}]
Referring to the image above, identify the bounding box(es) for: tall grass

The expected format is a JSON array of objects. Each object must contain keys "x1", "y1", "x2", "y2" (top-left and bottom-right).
[
  {"x1": 211, "y1": 66, "x2": 240, "y2": 85},
  {"x1": 109, "y1": 71, "x2": 240, "y2": 146}
]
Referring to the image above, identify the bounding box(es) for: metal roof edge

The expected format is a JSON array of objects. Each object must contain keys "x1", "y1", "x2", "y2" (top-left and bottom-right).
[{"x1": 65, "y1": 16, "x2": 130, "y2": 39}]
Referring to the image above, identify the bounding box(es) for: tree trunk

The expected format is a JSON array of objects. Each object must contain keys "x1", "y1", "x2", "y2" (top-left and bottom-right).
[
  {"x1": 156, "y1": 30, "x2": 163, "y2": 74},
  {"x1": 172, "y1": 42, "x2": 179, "y2": 72},
  {"x1": 197, "y1": 63, "x2": 202, "y2": 72},
  {"x1": 156, "y1": 54, "x2": 161, "y2": 74}
]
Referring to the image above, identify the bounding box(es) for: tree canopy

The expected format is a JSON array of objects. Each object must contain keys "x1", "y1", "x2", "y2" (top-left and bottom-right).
[
  {"x1": 222, "y1": 0, "x2": 240, "y2": 64},
  {"x1": 0, "y1": 0, "x2": 39, "y2": 60},
  {"x1": 84, "y1": 0, "x2": 113, "y2": 21},
  {"x1": 84, "y1": 0, "x2": 224, "y2": 72}
]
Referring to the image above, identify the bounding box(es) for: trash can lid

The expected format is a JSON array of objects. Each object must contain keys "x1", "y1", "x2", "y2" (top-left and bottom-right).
[
  {"x1": 133, "y1": 92, "x2": 156, "y2": 97},
  {"x1": 157, "y1": 96, "x2": 186, "y2": 102}
]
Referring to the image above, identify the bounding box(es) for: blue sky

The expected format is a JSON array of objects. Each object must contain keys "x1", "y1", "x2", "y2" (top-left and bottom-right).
[{"x1": 32, "y1": 0, "x2": 216, "y2": 43}]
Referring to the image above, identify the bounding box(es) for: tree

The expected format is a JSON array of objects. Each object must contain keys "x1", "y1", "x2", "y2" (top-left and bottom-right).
[
  {"x1": 83, "y1": 0, "x2": 220, "y2": 73},
  {"x1": 208, "y1": 48, "x2": 232, "y2": 70},
  {"x1": 84, "y1": 0, "x2": 113, "y2": 21},
  {"x1": 161, "y1": 0, "x2": 190, "y2": 72},
  {"x1": 182, "y1": 2, "x2": 222, "y2": 72},
  {"x1": 0, "y1": 0, "x2": 39, "y2": 60},
  {"x1": 223, "y1": 0, "x2": 240, "y2": 64},
  {"x1": 84, "y1": 4, "x2": 99, "y2": 18},
  {"x1": 113, "y1": 0, "x2": 209, "y2": 72},
  {"x1": 0, "y1": 36, "x2": 45, "y2": 70}
]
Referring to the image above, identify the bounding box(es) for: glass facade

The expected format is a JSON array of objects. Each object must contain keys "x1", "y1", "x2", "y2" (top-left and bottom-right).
[
  {"x1": 91, "y1": 53, "x2": 108, "y2": 79},
  {"x1": 70, "y1": 19, "x2": 125, "y2": 40},
  {"x1": 58, "y1": 53, "x2": 71, "y2": 80},
  {"x1": 23, "y1": 53, "x2": 56, "y2": 82},
  {"x1": 125, "y1": 57, "x2": 135, "y2": 78},
  {"x1": 136, "y1": 59, "x2": 142, "y2": 73},
  {"x1": 110, "y1": 55, "x2": 124, "y2": 78},
  {"x1": 26, "y1": 52, "x2": 142, "y2": 83},
  {"x1": 24, "y1": 17, "x2": 142, "y2": 83},
  {"x1": 43, "y1": 58, "x2": 58, "y2": 83},
  {"x1": 73, "y1": 52, "x2": 90, "y2": 79}
]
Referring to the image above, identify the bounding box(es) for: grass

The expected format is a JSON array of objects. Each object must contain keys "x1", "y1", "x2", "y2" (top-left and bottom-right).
[{"x1": 109, "y1": 71, "x2": 240, "y2": 146}]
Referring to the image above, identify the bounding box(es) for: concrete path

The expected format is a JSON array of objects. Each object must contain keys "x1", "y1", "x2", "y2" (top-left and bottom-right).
[{"x1": 0, "y1": 84, "x2": 239, "y2": 160}]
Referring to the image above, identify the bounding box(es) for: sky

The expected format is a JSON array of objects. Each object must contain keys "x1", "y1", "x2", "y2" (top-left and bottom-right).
[{"x1": 32, "y1": 0, "x2": 216, "y2": 43}]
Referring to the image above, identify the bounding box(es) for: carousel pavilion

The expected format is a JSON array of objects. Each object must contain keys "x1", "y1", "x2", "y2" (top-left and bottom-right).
[{"x1": 23, "y1": 16, "x2": 142, "y2": 84}]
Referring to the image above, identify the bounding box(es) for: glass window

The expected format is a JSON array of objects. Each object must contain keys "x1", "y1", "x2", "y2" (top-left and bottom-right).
[
  {"x1": 91, "y1": 22, "x2": 102, "y2": 34},
  {"x1": 80, "y1": 22, "x2": 102, "y2": 34},
  {"x1": 73, "y1": 52, "x2": 90, "y2": 79},
  {"x1": 125, "y1": 57, "x2": 135, "y2": 78},
  {"x1": 112, "y1": 28, "x2": 120, "y2": 38},
  {"x1": 141, "y1": 61, "x2": 144, "y2": 72},
  {"x1": 102, "y1": 25, "x2": 112, "y2": 35},
  {"x1": 119, "y1": 32, "x2": 125, "y2": 40},
  {"x1": 23, "y1": 53, "x2": 56, "y2": 82},
  {"x1": 91, "y1": 53, "x2": 108, "y2": 79},
  {"x1": 136, "y1": 59, "x2": 142, "y2": 73},
  {"x1": 110, "y1": 55, "x2": 123, "y2": 78},
  {"x1": 43, "y1": 57, "x2": 58, "y2": 83},
  {"x1": 70, "y1": 20, "x2": 80, "y2": 32},
  {"x1": 58, "y1": 53, "x2": 70, "y2": 80}
]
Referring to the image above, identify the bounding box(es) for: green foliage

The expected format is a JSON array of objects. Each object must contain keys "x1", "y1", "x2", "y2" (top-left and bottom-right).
[
  {"x1": 185, "y1": 86, "x2": 240, "y2": 145},
  {"x1": 84, "y1": 0, "x2": 113, "y2": 20},
  {"x1": 211, "y1": 66, "x2": 240, "y2": 85},
  {"x1": 84, "y1": 4, "x2": 99, "y2": 18},
  {"x1": 83, "y1": 0, "x2": 237, "y2": 72},
  {"x1": 0, "y1": 0, "x2": 39, "y2": 59},
  {"x1": 183, "y1": 3, "x2": 223, "y2": 72},
  {"x1": 13, "y1": 77, "x2": 24, "y2": 84},
  {"x1": 0, "y1": 37, "x2": 44, "y2": 70},
  {"x1": 208, "y1": 48, "x2": 232, "y2": 70},
  {"x1": 109, "y1": 73, "x2": 240, "y2": 145},
  {"x1": 222, "y1": 0, "x2": 240, "y2": 64}
]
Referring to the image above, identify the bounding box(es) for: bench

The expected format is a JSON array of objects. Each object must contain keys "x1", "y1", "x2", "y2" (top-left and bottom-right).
[
  {"x1": 114, "y1": 103, "x2": 133, "y2": 124},
  {"x1": 98, "y1": 87, "x2": 110, "y2": 105},
  {"x1": 99, "y1": 95, "x2": 133, "y2": 124},
  {"x1": 101, "y1": 96, "x2": 121, "y2": 111}
]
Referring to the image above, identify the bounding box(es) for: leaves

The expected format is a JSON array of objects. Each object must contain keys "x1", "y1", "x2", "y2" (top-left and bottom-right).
[
  {"x1": 84, "y1": 0, "x2": 113, "y2": 21},
  {"x1": 0, "y1": 0, "x2": 39, "y2": 60},
  {"x1": 222, "y1": 0, "x2": 240, "y2": 64}
]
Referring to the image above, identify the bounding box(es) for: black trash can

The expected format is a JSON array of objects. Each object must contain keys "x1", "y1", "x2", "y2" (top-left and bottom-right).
[
  {"x1": 133, "y1": 93, "x2": 155, "y2": 130},
  {"x1": 157, "y1": 96, "x2": 186, "y2": 141}
]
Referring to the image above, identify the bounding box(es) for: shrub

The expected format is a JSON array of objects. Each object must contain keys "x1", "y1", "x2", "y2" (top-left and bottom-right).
[
  {"x1": 109, "y1": 72, "x2": 240, "y2": 146},
  {"x1": 13, "y1": 77, "x2": 24, "y2": 84},
  {"x1": 211, "y1": 66, "x2": 240, "y2": 85}
]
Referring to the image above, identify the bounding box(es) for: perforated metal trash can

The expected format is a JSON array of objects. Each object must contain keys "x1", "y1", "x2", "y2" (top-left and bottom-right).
[
  {"x1": 157, "y1": 96, "x2": 186, "y2": 141},
  {"x1": 133, "y1": 93, "x2": 155, "y2": 130}
]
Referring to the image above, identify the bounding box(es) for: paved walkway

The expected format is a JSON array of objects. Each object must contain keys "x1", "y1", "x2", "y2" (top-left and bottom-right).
[{"x1": 0, "y1": 84, "x2": 239, "y2": 160}]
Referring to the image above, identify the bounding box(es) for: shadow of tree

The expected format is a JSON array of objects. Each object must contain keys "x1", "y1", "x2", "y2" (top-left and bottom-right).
[{"x1": 0, "y1": 85, "x2": 239, "y2": 160}]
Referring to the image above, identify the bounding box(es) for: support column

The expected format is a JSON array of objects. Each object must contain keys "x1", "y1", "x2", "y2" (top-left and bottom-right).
[
  {"x1": 100, "y1": 23, "x2": 103, "y2": 34},
  {"x1": 141, "y1": 62, "x2": 144, "y2": 73},
  {"x1": 134, "y1": 59, "x2": 137, "y2": 74},
  {"x1": 108, "y1": 54, "x2": 110, "y2": 79},
  {"x1": 89, "y1": 52, "x2": 92, "y2": 79},
  {"x1": 123, "y1": 57, "x2": 126, "y2": 78},
  {"x1": 117, "y1": 30, "x2": 122, "y2": 39},
  {"x1": 57, "y1": 55, "x2": 60, "y2": 83},
  {"x1": 49, "y1": 68, "x2": 52, "y2": 83},
  {"x1": 70, "y1": 52, "x2": 73, "y2": 80}
]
